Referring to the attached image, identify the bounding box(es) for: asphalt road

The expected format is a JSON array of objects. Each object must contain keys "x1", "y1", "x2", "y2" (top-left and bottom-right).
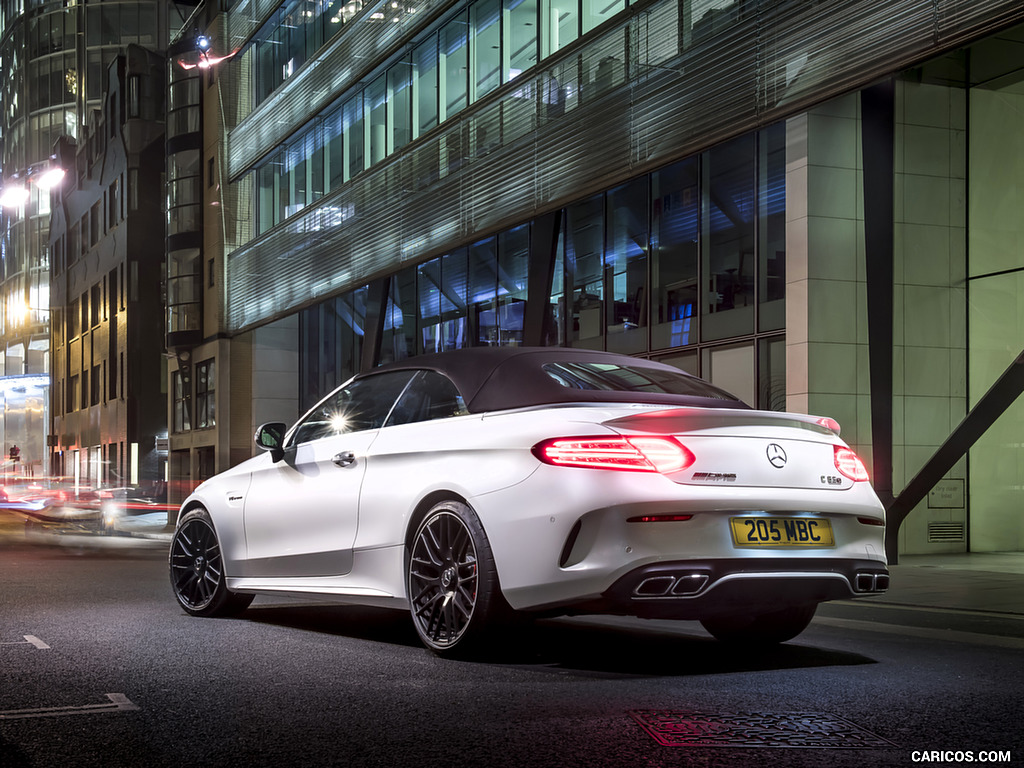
[{"x1": 1, "y1": 539, "x2": 1022, "y2": 768}]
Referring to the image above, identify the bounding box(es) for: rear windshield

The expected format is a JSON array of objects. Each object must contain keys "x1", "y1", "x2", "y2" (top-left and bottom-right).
[{"x1": 542, "y1": 362, "x2": 737, "y2": 401}]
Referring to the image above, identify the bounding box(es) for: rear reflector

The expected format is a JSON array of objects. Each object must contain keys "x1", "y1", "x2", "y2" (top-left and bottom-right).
[
  {"x1": 533, "y1": 436, "x2": 696, "y2": 474},
  {"x1": 627, "y1": 514, "x2": 694, "y2": 523},
  {"x1": 857, "y1": 516, "x2": 885, "y2": 526},
  {"x1": 834, "y1": 446, "x2": 870, "y2": 482}
]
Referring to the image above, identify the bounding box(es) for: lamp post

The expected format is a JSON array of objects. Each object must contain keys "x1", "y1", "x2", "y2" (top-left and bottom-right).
[{"x1": 0, "y1": 158, "x2": 67, "y2": 209}]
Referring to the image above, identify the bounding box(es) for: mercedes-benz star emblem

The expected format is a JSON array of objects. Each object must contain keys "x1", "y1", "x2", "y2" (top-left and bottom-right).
[{"x1": 766, "y1": 443, "x2": 787, "y2": 469}]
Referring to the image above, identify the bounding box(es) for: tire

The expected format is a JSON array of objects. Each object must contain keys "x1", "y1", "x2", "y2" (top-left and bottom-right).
[
  {"x1": 407, "y1": 500, "x2": 508, "y2": 656},
  {"x1": 700, "y1": 603, "x2": 817, "y2": 646},
  {"x1": 169, "y1": 507, "x2": 254, "y2": 617}
]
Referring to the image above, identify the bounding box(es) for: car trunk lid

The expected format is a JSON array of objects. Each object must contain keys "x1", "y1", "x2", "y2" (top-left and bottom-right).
[{"x1": 603, "y1": 407, "x2": 854, "y2": 490}]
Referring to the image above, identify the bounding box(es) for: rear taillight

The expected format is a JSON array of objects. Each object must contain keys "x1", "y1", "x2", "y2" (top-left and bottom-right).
[
  {"x1": 834, "y1": 446, "x2": 869, "y2": 482},
  {"x1": 533, "y1": 436, "x2": 696, "y2": 474}
]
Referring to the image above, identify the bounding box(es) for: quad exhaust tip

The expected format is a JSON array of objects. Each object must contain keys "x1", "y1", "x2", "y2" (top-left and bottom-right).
[
  {"x1": 854, "y1": 572, "x2": 890, "y2": 593},
  {"x1": 634, "y1": 572, "x2": 710, "y2": 598}
]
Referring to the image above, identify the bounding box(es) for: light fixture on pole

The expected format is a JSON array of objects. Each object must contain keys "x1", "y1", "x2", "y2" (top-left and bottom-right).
[
  {"x1": 176, "y1": 33, "x2": 238, "y2": 70},
  {"x1": 0, "y1": 156, "x2": 67, "y2": 209},
  {"x1": 0, "y1": 183, "x2": 29, "y2": 209}
]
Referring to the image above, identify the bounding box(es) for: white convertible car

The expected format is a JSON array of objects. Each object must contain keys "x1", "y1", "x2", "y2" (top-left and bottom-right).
[{"x1": 169, "y1": 347, "x2": 888, "y2": 655}]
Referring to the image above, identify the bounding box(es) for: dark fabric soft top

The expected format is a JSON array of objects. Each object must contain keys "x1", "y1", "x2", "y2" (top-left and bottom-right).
[{"x1": 366, "y1": 347, "x2": 748, "y2": 413}]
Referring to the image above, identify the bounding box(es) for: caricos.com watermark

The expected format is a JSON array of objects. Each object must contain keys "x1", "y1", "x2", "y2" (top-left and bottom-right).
[{"x1": 911, "y1": 751, "x2": 1012, "y2": 764}]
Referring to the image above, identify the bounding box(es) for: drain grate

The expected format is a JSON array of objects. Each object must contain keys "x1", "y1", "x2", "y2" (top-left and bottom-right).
[{"x1": 630, "y1": 710, "x2": 897, "y2": 748}]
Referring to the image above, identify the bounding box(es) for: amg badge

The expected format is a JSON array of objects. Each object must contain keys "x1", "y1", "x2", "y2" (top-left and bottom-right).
[{"x1": 691, "y1": 472, "x2": 738, "y2": 482}]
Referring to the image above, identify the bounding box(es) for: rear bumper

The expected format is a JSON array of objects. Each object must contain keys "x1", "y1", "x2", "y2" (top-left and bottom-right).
[{"x1": 562, "y1": 558, "x2": 889, "y2": 620}]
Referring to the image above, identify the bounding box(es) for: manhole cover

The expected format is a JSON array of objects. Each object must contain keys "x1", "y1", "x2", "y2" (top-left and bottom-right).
[{"x1": 630, "y1": 710, "x2": 898, "y2": 748}]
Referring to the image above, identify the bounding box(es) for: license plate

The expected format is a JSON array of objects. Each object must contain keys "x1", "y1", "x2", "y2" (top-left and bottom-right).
[{"x1": 729, "y1": 516, "x2": 835, "y2": 548}]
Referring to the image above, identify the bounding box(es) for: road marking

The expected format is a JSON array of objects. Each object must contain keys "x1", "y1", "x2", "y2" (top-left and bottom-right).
[
  {"x1": 0, "y1": 635, "x2": 50, "y2": 649},
  {"x1": 0, "y1": 694, "x2": 139, "y2": 720}
]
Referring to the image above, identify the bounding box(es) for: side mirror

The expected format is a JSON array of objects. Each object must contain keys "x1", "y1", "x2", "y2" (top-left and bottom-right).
[{"x1": 254, "y1": 422, "x2": 288, "y2": 462}]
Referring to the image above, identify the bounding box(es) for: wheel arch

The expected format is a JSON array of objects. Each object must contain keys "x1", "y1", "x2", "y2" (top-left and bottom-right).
[
  {"x1": 404, "y1": 490, "x2": 471, "y2": 553},
  {"x1": 174, "y1": 499, "x2": 207, "y2": 528}
]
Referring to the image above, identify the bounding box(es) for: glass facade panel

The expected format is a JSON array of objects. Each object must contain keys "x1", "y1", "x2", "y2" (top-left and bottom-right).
[
  {"x1": 497, "y1": 225, "x2": 529, "y2": 345},
  {"x1": 344, "y1": 93, "x2": 365, "y2": 181},
  {"x1": 413, "y1": 35, "x2": 439, "y2": 138},
  {"x1": 418, "y1": 257, "x2": 442, "y2": 352},
  {"x1": 546, "y1": 224, "x2": 566, "y2": 346},
  {"x1": 326, "y1": 105, "x2": 345, "y2": 189},
  {"x1": 759, "y1": 122, "x2": 786, "y2": 331},
  {"x1": 651, "y1": 157, "x2": 699, "y2": 350},
  {"x1": 505, "y1": 0, "x2": 538, "y2": 80},
  {"x1": 366, "y1": 75, "x2": 387, "y2": 166},
  {"x1": 582, "y1": 0, "x2": 623, "y2": 35},
  {"x1": 758, "y1": 334, "x2": 785, "y2": 411},
  {"x1": 605, "y1": 178, "x2": 647, "y2": 354},
  {"x1": 300, "y1": 287, "x2": 368, "y2": 409},
  {"x1": 248, "y1": 0, "x2": 358, "y2": 108},
  {"x1": 471, "y1": 0, "x2": 501, "y2": 101},
  {"x1": 257, "y1": 159, "x2": 277, "y2": 235},
  {"x1": 469, "y1": 237, "x2": 498, "y2": 344},
  {"x1": 388, "y1": 60, "x2": 413, "y2": 153},
  {"x1": 567, "y1": 194, "x2": 604, "y2": 349},
  {"x1": 382, "y1": 267, "x2": 417, "y2": 363},
  {"x1": 440, "y1": 249, "x2": 469, "y2": 350},
  {"x1": 442, "y1": 14, "x2": 469, "y2": 119},
  {"x1": 701, "y1": 134, "x2": 755, "y2": 342},
  {"x1": 417, "y1": 251, "x2": 470, "y2": 352}
]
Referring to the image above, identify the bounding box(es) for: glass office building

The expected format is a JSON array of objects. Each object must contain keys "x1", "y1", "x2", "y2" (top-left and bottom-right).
[
  {"x1": 170, "y1": 0, "x2": 1024, "y2": 555},
  {"x1": 0, "y1": 0, "x2": 178, "y2": 478}
]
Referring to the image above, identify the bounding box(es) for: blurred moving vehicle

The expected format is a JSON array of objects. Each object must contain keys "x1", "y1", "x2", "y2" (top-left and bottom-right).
[
  {"x1": 98, "y1": 487, "x2": 174, "y2": 535},
  {"x1": 169, "y1": 347, "x2": 888, "y2": 656},
  {"x1": 0, "y1": 480, "x2": 170, "y2": 535}
]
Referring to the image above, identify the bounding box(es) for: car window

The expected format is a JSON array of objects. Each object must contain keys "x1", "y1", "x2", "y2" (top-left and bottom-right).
[
  {"x1": 542, "y1": 361, "x2": 737, "y2": 400},
  {"x1": 386, "y1": 371, "x2": 469, "y2": 427},
  {"x1": 290, "y1": 371, "x2": 415, "y2": 445}
]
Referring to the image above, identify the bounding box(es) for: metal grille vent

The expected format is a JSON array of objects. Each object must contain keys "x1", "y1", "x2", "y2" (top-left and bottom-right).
[{"x1": 928, "y1": 521, "x2": 965, "y2": 543}]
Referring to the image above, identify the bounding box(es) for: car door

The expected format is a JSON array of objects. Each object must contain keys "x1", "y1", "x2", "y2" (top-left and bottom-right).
[{"x1": 239, "y1": 370, "x2": 415, "y2": 579}]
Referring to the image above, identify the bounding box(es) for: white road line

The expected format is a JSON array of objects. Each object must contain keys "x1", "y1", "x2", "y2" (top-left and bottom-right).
[
  {"x1": 0, "y1": 636, "x2": 50, "y2": 649},
  {"x1": 0, "y1": 694, "x2": 139, "y2": 720}
]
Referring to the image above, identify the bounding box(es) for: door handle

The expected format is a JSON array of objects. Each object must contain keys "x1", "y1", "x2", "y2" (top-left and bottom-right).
[{"x1": 332, "y1": 451, "x2": 356, "y2": 468}]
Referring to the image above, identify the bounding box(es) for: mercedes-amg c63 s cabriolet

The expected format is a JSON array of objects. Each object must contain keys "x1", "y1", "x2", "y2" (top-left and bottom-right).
[{"x1": 170, "y1": 347, "x2": 888, "y2": 655}]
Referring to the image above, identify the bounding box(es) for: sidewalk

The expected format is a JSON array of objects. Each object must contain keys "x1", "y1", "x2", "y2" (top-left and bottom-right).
[
  {"x1": 879, "y1": 552, "x2": 1024, "y2": 616},
  {"x1": 3, "y1": 508, "x2": 1023, "y2": 616}
]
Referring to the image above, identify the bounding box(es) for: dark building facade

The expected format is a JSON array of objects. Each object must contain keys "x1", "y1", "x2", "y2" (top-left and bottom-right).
[
  {"x1": 49, "y1": 47, "x2": 167, "y2": 490},
  {"x1": 0, "y1": 0, "x2": 180, "y2": 479},
  {"x1": 166, "y1": 0, "x2": 1024, "y2": 556}
]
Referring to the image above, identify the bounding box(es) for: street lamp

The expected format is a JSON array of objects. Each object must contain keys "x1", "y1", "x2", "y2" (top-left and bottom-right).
[
  {"x1": 0, "y1": 158, "x2": 67, "y2": 209},
  {"x1": 176, "y1": 34, "x2": 238, "y2": 70},
  {"x1": 0, "y1": 183, "x2": 29, "y2": 208}
]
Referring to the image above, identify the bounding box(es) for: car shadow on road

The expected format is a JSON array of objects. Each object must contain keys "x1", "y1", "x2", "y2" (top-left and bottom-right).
[
  {"x1": 241, "y1": 603, "x2": 877, "y2": 677},
  {"x1": 512, "y1": 617, "x2": 878, "y2": 677},
  {"x1": 243, "y1": 603, "x2": 424, "y2": 647}
]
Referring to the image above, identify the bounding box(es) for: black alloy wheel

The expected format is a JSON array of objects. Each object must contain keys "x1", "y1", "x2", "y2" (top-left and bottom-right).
[
  {"x1": 407, "y1": 501, "x2": 505, "y2": 655},
  {"x1": 169, "y1": 507, "x2": 253, "y2": 617}
]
